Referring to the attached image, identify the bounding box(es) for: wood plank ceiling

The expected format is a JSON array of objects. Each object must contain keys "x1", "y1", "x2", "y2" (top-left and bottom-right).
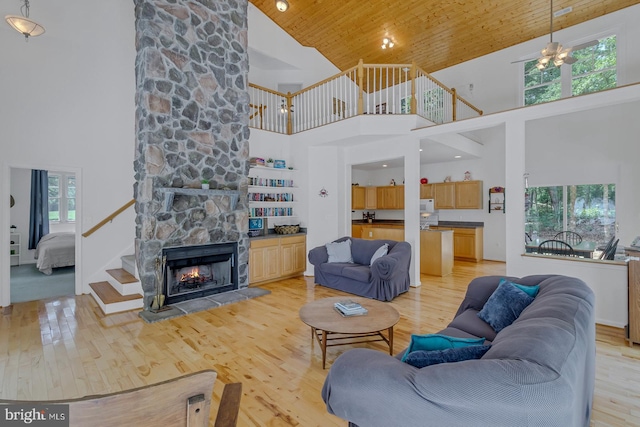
[{"x1": 249, "y1": 0, "x2": 640, "y2": 73}]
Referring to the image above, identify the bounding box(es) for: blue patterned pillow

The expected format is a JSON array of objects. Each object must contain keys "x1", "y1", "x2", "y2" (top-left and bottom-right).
[
  {"x1": 404, "y1": 345, "x2": 491, "y2": 368},
  {"x1": 400, "y1": 334, "x2": 486, "y2": 362},
  {"x1": 478, "y1": 281, "x2": 535, "y2": 333}
]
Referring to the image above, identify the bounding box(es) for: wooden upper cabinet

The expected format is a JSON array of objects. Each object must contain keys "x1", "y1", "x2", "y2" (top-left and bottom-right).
[
  {"x1": 352, "y1": 186, "x2": 365, "y2": 209},
  {"x1": 455, "y1": 181, "x2": 483, "y2": 209},
  {"x1": 376, "y1": 186, "x2": 403, "y2": 209},
  {"x1": 434, "y1": 182, "x2": 455, "y2": 209},
  {"x1": 420, "y1": 184, "x2": 434, "y2": 199},
  {"x1": 365, "y1": 187, "x2": 377, "y2": 209},
  {"x1": 396, "y1": 185, "x2": 404, "y2": 209}
]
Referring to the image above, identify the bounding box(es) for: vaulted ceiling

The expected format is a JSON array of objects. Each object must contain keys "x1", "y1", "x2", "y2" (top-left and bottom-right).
[{"x1": 249, "y1": 0, "x2": 640, "y2": 73}]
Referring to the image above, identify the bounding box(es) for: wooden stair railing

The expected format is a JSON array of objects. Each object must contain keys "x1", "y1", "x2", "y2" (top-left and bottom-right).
[
  {"x1": 0, "y1": 370, "x2": 242, "y2": 427},
  {"x1": 82, "y1": 199, "x2": 135, "y2": 238}
]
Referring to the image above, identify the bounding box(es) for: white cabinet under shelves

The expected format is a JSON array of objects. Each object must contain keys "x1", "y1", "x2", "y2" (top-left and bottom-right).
[
  {"x1": 248, "y1": 166, "x2": 298, "y2": 221},
  {"x1": 10, "y1": 232, "x2": 20, "y2": 266}
]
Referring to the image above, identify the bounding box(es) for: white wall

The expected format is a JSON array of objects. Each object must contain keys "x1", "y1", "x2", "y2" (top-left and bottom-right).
[
  {"x1": 247, "y1": 3, "x2": 339, "y2": 90},
  {"x1": 0, "y1": 0, "x2": 136, "y2": 306}
]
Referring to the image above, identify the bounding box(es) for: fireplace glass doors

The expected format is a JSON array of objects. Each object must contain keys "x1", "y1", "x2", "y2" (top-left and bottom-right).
[{"x1": 163, "y1": 242, "x2": 238, "y2": 304}]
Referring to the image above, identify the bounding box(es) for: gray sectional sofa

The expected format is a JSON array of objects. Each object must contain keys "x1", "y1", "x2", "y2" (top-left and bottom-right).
[
  {"x1": 322, "y1": 274, "x2": 596, "y2": 427},
  {"x1": 308, "y1": 237, "x2": 411, "y2": 301}
]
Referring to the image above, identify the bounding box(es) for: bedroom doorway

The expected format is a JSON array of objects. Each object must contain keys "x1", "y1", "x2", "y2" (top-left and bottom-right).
[{"x1": 9, "y1": 166, "x2": 80, "y2": 303}]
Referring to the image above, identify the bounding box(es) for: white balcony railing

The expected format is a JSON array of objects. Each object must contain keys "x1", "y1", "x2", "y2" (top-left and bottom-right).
[{"x1": 249, "y1": 60, "x2": 483, "y2": 135}]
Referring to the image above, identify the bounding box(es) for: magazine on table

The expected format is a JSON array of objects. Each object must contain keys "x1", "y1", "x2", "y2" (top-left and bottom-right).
[{"x1": 334, "y1": 300, "x2": 368, "y2": 316}]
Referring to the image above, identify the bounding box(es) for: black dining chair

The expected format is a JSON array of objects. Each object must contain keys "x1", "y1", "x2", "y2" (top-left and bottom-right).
[
  {"x1": 603, "y1": 239, "x2": 619, "y2": 260},
  {"x1": 553, "y1": 231, "x2": 583, "y2": 246},
  {"x1": 538, "y1": 239, "x2": 575, "y2": 257},
  {"x1": 599, "y1": 236, "x2": 616, "y2": 260}
]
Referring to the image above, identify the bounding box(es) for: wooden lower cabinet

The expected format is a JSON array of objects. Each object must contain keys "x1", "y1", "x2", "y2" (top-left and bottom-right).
[
  {"x1": 249, "y1": 235, "x2": 306, "y2": 285},
  {"x1": 352, "y1": 224, "x2": 364, "y2": 238},
  {"x1": 432, "y1": 226, "x2": 483, "y2": 262},
  {"x1": 360, "y1": 225, "x2": 404, "y2": 241},
  {"x1": 628, "y1": 259, "x2": 640, "y2": 346}
]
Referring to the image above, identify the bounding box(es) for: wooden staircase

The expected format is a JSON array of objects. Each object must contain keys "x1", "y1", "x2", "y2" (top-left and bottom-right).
[{"x1": 89, "y1": 255, "x2": 144, "y2": 315}]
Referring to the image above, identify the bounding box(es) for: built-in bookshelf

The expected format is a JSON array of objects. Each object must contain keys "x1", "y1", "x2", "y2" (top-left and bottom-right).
[{"x1": 248, "y1": 166, "x2": 298, "y2": 220}]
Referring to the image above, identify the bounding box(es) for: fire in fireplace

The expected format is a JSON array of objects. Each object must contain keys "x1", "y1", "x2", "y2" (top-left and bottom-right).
[{"x1": 162, "y1": 242, "x2": 239, "y2": 305}]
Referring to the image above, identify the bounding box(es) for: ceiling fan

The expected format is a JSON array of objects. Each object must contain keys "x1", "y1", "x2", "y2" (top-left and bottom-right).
[{"x1": 513, "y1": 0, "x2": 598, "y2": 69}]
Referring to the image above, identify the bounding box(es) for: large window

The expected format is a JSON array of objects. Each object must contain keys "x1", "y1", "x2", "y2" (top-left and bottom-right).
[
  {"x1": 525, "y1": 184, "x2": 615, "y2": 246},
  {"x1": 49, "y1": 173, "x2": 76, "y2": 223},
  {"x1": 524, "y1": 35, "x2": 617, "y2": 106}
]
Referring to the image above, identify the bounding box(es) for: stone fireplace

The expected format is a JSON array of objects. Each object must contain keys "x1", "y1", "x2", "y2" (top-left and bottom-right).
[{"x1": 133, "y1": 0, "x2": 250, "y2": 309}]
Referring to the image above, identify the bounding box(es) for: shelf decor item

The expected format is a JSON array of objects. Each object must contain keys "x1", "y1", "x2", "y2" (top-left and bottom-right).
[
  {"x1": 488, "y1": 186, "x2": 505, "y2": 213},
  {"x1": 266, "y1": 158, "x2": 275, "y2": 168},
  {"x1": 201, "y1": 179, "x2": 210, "y2": 189},
  {"x1": 274, "y1": 224, "x2": 300, "y2": 235},
  {"x1": 274, "y1": 159, "x2": 286, "y2": 169}
]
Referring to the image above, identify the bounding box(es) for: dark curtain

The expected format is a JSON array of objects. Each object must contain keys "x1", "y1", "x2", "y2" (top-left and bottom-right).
[{"x1": 28, "y1": 169, "x2": 50, "y2": 250}]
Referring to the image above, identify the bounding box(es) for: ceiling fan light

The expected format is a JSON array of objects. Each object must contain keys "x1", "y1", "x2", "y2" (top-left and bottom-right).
[
  {"x1": 383, "y1": 37, "x2": 389, "y2": 44},
  {"x1": 536, "y1": 62, "x2": 546, "y2": 70},
  {"x1": 553, "y1": 58, "x2": 564, "y2": 67},
  {"x1": 557, "y1": 50, "x2": 569, "y2": 60},
  {"x1": 542, "y1": 41, "x2": 561, "y2": 56},
  {"x1": 388, "y1": 41, "x2": 394, "y2": 48},
  {"x1": 539, "y1": 57, "x2": 550, "y2": 65},
  {"x1": 275, "y1": 0, "x2": 289, "y2": 12},
  {"x1": 381, "y1": 44, "x2": 386, "y2": 49}
]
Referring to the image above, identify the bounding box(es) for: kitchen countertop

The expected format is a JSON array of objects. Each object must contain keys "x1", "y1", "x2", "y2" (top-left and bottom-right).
[
  {"x1": 436, "y1": 221, "x2": 484, "y2": 228},
  {"x1": 353, "y1": 220, "x2": 484, "y2": 228},
  {"x1": 249, "y1": 231, "x2": 307, "y2": 240}
]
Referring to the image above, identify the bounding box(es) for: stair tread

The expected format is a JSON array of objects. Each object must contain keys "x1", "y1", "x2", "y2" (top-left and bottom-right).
[
  {"x1": 90, "y1": 282, "x2": 142, "y2": 304},
  {"x1": 106, "y1": 268, "x2": 137, "y2": 284}
]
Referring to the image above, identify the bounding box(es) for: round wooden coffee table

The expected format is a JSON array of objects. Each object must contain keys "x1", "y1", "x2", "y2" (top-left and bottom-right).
[{"x1": 299, "y1": 296, "x2": 400, "y2": 369}]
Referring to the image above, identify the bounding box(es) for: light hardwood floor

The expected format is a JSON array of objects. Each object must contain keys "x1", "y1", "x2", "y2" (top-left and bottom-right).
[{"x1": 1, "y1": 260, "x2": 639, "y2": 426}]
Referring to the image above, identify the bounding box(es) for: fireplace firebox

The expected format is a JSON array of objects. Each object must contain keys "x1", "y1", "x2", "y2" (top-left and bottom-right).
[{"x1": 162, "y1": 242, "x2": 239, "y2": 305}]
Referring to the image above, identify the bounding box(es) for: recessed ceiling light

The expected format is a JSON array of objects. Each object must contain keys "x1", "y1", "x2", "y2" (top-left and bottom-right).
[
  {"x1": 454, "y1": 155, "x2": 462, "y2": 159},
  {"x1": 382, "y1": 164, "x2": 388, "y2": 168},
  {"x1": 419, "y1": 149, "x2": 423, "y2": 152}
]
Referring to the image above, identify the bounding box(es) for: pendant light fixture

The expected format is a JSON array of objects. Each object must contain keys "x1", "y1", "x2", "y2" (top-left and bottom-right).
[
  {"x1": 5, "y1": 0, "x2": 45, "y2": 41},
  {"x1": 275, "y1": 0, "x2": 289, "y2": 12}
]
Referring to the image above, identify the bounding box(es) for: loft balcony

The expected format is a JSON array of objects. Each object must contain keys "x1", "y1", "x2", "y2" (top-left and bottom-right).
[{"x1": 248, "y1": 60, "x2": 483, "y2": 135}]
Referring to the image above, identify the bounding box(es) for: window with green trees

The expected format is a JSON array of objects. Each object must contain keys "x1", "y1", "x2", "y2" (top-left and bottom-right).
[
  {"x1": 525, "y1": 184, "x2": 615, "y2": 247},
  {"x1": 524, "y1": 35, "x2": 617, "y2": 106},
  {"x1": 48, "y1": 173, "x2": 76, "y2": 223}
]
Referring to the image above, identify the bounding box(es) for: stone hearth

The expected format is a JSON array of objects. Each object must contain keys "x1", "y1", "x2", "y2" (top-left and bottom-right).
[{"x1": 133, "y1": 0, "x2": 250, "y2": 309}]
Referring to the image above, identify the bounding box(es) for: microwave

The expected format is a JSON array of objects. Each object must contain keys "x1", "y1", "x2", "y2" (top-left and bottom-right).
[{"x1": 420, "y1": 198, "x2": 435, "y2": 213}]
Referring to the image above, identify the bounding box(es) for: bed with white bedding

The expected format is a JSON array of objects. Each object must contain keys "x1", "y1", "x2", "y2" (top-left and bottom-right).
[{"x1": 34, "y1": 232, "x2": 76, "y2": 275}]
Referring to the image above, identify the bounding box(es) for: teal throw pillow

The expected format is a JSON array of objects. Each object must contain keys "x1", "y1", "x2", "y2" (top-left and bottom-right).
[
  {"x1": 477, "y1": 281, "x2": 535, "y2": 333},
  {"x1": 499, "y1": 278, "x2": 540, "y2": 298},
  {"x1": 404, "y1": 345, "x2": 491, "y2": 369},
  {"x1": 401, "y1": 334, "x2": 486, "y2": 362},
  {"x1": 326, "y1": 240, "x2": 353, "y2": 263}
]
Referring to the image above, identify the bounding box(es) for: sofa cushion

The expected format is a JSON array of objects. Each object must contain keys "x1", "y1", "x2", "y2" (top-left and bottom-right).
[
  {"x1": 477, "y1": 281, "x2": 534, "y2": 333},
  {"x1": 448, "y1": 309, "x2": 498, "y2": 342},
  {"x1": 404, "y1": 345, "x2": 491, "y2": 369},
  {"x1": 370, "y1": 244, "x2": 389, "y2": 265},
  {"x1": 341, "y1": 265, "x2": 371, "y2": 283},
  {"x1": 319, "y1": 262, "x2": 349, "y2": 276},
  {"x1": 401, "y1": 334, "x2": 486, "y2": 362},
  {"x1": 326, "y1": 240, "x2": 353, "y2": 263},
  {"x1": 350, "y1": 238, "x2": 394, "y2": 266}
]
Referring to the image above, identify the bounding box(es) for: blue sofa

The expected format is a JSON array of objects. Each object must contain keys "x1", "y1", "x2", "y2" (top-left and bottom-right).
[
  {"x1": 322, "y1": 275, "x2": 596, "y2": 426},
  {"x1": 308, "y1": 237, "x2": 411, "y2": 301}
]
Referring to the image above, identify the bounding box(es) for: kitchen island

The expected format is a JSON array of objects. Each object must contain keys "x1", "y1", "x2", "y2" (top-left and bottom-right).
[{"x1": 420, "y1": 229, "x2": 454, "y2": 276}]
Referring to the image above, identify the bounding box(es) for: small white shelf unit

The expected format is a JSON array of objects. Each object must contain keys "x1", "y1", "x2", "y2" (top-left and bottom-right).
[{"x1": 10, "y1": 232, "x2": 20, "y2": 266}]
